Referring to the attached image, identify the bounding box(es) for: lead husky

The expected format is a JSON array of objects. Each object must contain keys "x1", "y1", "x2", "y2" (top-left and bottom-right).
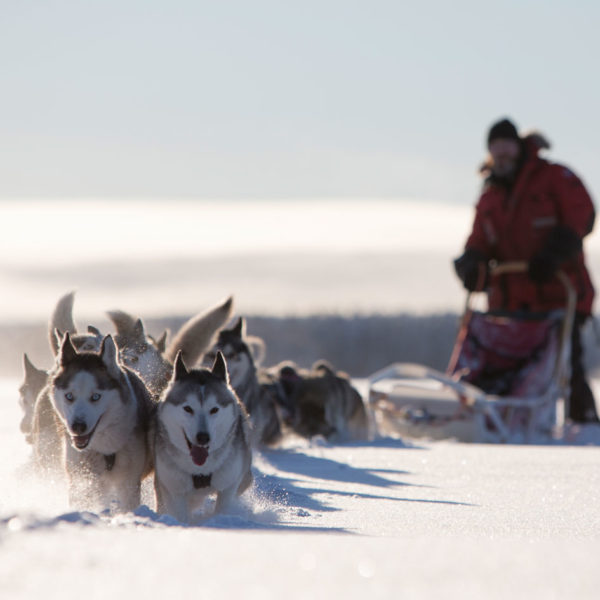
[
  {"x1": 38, "y1": 333, "x2": 155, "y2": 512},
  {"x1": 20, "y1": 325, "x2": 105, "y2": 451},
  {"x1": 153, "y1": 351, "x2": 253, "y2": 523}
]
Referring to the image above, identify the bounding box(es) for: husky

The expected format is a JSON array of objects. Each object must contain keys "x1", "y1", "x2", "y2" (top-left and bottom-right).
[
  {"x1": 203, "y1": 318, "x2": 281, "y2": 446},
  {"x1": 108, "y1": 296, "x2": 234, "y2": 396},
  {"x1": 267, "y1": 360, "x2": 369, "y2": 441},
  {"x1": 37, "y1": 333, "x2": 155, "y2": 512},
  {"x1": 153, "y1": 351, "x2": 253, "y2": 523},
  {"x1": 20, "y1": 318, "x2": 104, "y2": 449}
]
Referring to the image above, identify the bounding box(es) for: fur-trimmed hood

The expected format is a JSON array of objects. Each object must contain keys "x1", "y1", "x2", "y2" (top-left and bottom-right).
[{"x1": 479, "y1": 130, "x2": 551, "y2": 175}]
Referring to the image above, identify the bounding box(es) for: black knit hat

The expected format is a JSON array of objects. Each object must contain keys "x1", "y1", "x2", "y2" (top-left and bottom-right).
[{"x1": 487, "y1": 118, "x2": 519, "y2": 147}]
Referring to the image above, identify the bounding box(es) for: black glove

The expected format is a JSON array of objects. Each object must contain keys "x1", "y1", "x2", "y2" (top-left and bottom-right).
[
  {"x1": 453, "y1": 248, "x2": 489, "y2": 291},
  {"x1": 528, "y1": 253, "x2": 559, "y2": 284},
  {"x1": 528, "y1": 225, "x2": 582, "y2": 284}
]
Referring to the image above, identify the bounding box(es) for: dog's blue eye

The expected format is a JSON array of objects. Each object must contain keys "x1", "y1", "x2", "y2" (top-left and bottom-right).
[
  {"x1": 65, "y1": 392, "x2": 74, "y2": 402},
  {"x1": 90, "y1": 393, "x2": 101, "y2": 402},
  {"x1": 183, "y1": 406, "x2": 194, "y2": 415},
  {"x1": 210, "y1": 407, "x2": 219, "y2": 415}
]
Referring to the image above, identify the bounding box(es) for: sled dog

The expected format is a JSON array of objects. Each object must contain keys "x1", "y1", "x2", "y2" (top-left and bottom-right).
[
  {"x1": 203, "y1": 318, "x2": 281, "y2": 446},
  {"x1": 21, "y1": 323, "x2": 104, "y2": 449},
  {"x1": 153, "y1": 351, "x2": 253, "y2": 523},
  {"x1": 38, "y1": 333, "x2": 154, "y2": 512},
  {"x1": 267, "y1": 360, "x2": 369, "y2": 441}
]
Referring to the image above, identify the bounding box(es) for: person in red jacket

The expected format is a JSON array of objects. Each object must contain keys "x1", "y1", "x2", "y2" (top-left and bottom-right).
[{"x1": 454, "y1": 117, "x2": 599, "y2": 424}]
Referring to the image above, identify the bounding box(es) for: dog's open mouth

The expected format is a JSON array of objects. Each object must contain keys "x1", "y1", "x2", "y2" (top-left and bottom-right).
[
  {"x1": 184, "y1": 431, "x2": 209, "y2": 466},
  {"x1": 71, "y1": 420, "x2": 100, "y2": 450}
]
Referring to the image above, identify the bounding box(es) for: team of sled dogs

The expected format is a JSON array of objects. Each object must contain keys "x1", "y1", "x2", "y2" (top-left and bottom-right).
[{"x1": 18, "y1": 293, "x2": 369, "y2": 523}]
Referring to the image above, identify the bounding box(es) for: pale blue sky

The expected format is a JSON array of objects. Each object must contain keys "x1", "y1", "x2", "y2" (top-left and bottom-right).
[{"x1": 1, "y1": 0, "x2": 599, "y2": 202}]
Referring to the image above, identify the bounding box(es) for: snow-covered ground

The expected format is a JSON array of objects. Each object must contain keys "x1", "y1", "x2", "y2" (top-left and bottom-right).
[{"x1": 2, "y1": 377, "x2": 600, "y2": 600}]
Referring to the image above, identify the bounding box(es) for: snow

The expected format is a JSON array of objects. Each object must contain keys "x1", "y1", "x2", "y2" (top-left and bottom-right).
[{"x1": 1, "y1": 377, "x2": 600, "y2": 599}]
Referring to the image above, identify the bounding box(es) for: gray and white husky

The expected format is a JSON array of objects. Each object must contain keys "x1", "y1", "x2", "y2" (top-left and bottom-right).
[
  {"x1": 37, "y1": 333, "x2": 155, "y2": 512},
  {"x1": 21, "y1": 325, "x2": 104, "y2": 450},
  {"x1": 153, "y1": 351, "x2": 253, "y2": 523},
  {"x1": 203, "y1": 318, "x2": 281, "y2": 446}
]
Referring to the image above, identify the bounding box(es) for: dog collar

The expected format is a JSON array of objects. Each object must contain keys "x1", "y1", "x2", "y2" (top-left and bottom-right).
[
  {"x1": 104, "y1": 453, "x2": 116, "y2": 471},
  {"x1": 192, "y1": 473, "x2": 212, "y2": 489}
]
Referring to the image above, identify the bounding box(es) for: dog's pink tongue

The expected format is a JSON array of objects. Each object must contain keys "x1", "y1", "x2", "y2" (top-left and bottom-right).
[{"x1": 190, "y1": 445, "x2": 209, "y2": 466}]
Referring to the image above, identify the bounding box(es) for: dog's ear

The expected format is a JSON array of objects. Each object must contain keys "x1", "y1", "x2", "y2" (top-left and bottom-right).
[
  {"x1": 23, "y1": 353, "x2": 45, "y2": 380},
  {"x1": 231, "y1": 317, "x2": 245, "y2": 339},
  {"x1": 247, "y1": 336, "x2": 266, "y2": 366},
  {"x1": 100, "y1": 335, "x2": 121, "y2": 377},
  {"x1": 133, "y1": 318, "x2": 146, "y2": 342},
  {"x1": 155, "y1": 330, "x2": 168, "y2": 354},
  {"x1": 53, "y1": 328, "x2": 65, "y2": 352},
  {"x1": 58, "y1": 331, "x2": 78, "y2": 365},
  {"x1": 211, "y1": 351, "x2": 229, "y2": 384},
  {"x1": 23, "y1": 353, "x2": 37, "y2": 377},
  {"x1": 173, "y1": 350, "x2": 189, "y2": 381}
]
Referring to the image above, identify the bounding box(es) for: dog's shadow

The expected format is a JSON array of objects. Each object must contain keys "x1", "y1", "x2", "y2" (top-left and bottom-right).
[
  {"x1": 250, "y1": 438, "x2": 474, "y2": 526},
  {"x1": 260, "y1": 447, "x2": 412, "y2": 489}
]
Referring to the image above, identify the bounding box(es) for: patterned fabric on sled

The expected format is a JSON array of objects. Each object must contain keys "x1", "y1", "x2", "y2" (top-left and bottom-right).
[{"x1": 449, "y1": 311, "x2": 562, "y2": 398}]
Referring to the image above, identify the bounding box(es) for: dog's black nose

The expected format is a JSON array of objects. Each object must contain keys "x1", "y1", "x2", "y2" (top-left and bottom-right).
[
  {"x1": 71, "y1": 420, "x2": 87, "y2": 435},
  {"x1": 196, "y1": 431, "x2": 210, "y2": 446}
]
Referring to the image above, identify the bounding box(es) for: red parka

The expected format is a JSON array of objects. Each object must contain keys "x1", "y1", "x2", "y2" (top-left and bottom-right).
[{"x1": 465, "y1": 134, "x2": 595, "y2": 315}]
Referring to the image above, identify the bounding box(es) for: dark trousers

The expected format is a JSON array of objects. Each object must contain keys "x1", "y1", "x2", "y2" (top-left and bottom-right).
[{"x1": 569, "y1": 314, "x2": 599, "y2": 423}]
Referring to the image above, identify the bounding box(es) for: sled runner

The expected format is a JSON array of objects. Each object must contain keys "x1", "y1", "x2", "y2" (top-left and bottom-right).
[{"x1": 368, "y1": 263, "x2": 576, "y2": 443}]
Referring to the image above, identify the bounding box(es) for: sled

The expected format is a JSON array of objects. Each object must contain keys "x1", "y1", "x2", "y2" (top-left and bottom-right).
[{"x1": 367, "y1": 262, "x2": 576, "y2": 443}]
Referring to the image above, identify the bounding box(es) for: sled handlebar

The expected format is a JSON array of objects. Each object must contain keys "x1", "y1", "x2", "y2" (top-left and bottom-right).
[
  {"x1": 487, "y1": 261, "x2": 576, "y2": 315},
  {"x1": 488, "y1": 260, "x2": 528, "y2": 277}
]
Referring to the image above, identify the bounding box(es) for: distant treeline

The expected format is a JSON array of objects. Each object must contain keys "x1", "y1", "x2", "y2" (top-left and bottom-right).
[{"x1": 3, "y1": 312, "x2": 600, "y2": 380}]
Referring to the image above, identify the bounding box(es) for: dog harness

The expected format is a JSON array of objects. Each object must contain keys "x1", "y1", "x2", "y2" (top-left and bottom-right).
[{"x1": 192, "y1": 473, "x2": 212, "y2": 489}]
